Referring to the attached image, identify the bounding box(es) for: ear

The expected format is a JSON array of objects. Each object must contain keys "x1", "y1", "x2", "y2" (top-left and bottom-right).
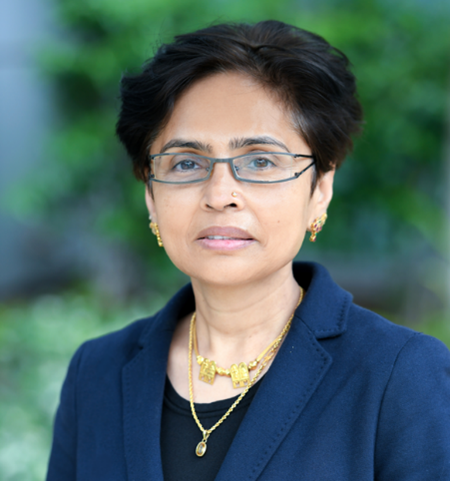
[
  {"x1": 308, "y1": 169, "x2": 335, "y2": 226},
  {"x1": 145, "y1": 185, "x2": 157, "y2": 222}
]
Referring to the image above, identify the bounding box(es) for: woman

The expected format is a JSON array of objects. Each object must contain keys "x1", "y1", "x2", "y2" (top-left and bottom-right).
[{"x1": 47, "y1": 21, "x2": 450, "y2": 480}]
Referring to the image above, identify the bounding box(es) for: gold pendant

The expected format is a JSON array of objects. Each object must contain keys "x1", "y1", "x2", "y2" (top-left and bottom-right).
[
  {"x1": 196, "y1": 441, "x2": 207, "y2": 457},
  {"x1": 199, "y1": 359, "x2": 216, "y2": 385},
  {"x1": 230, "y1": 362, "x2": 250, "y2": 389},
  {"x1": 196, "y1": 431, "x2": 209, "y2": 457}
]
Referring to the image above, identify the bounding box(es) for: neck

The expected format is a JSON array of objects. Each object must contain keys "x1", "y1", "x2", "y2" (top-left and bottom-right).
[{"x1": 191, "y1": 262, "x2": 300, "y2": 366}]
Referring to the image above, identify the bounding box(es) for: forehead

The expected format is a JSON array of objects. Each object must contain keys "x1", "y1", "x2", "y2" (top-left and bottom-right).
[{"x1": 151, "y1": 72, "x2": 308, "y2": 155}]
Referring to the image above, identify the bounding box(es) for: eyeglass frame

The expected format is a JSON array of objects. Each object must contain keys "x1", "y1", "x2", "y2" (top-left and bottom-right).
[{"x1": 147, "y1": 151, "x2": 316, "y2": 185}]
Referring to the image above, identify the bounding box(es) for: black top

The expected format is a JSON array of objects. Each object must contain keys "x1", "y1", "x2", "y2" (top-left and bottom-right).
[{"x1": 161, "y1": 377, "x2": 263, "y2": 481}]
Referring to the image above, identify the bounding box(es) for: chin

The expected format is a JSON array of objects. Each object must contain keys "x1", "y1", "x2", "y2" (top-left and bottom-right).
[
  {"x1": 171, "y1": 251, "x2": 294, "y2": 288},
  {"x1": 171, "y1": 254, "x2": 250, "y2": 285}
]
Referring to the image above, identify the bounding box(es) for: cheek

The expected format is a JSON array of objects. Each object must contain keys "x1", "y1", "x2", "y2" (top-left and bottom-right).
[
  {"x1": 154, "y1": 190, "x2": 193, "y2": 242},
  {"x1": 257, "y1": 187, "x2": 310, "y2": 248}
]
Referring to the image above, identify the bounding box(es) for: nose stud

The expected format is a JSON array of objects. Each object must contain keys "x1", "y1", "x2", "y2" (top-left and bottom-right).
[{"x1": 231, "y1": 192, "x2": 238, "y2": 198}]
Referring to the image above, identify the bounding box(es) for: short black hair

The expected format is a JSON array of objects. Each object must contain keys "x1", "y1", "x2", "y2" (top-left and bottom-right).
[{"x1": 116, "y1": 20, "x2": 363, "y2": 181}]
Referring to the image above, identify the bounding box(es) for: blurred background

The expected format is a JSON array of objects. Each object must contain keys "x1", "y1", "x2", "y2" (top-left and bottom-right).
[{"x1": 1, "y1": 0, "x2": 449, "y2": 479}]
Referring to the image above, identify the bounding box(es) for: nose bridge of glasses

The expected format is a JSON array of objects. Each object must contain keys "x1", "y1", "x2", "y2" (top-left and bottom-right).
[{"x1": 208, "y1": 157, "x2": 238, "y2": 179}]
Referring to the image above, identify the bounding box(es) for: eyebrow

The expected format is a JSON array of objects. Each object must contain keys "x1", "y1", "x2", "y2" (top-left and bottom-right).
[
  {"x1": 160, "y1": 139, "x2": 213, "y2": 154},
  {"x1": 229, "y1": 136, "x2": 291, "y2": 153},
  {"x1": 159, "y1": 135, "x2": 290, "y2": 155}
]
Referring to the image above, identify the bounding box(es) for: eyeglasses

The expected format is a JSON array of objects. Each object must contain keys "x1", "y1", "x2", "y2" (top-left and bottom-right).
[{"x1": 148, "y1": 152, "x2": 315, "y2": 185}]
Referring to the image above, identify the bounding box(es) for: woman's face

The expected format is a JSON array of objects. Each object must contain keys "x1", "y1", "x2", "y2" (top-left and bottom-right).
[{"x1": 146, "y1": 72, "x2": 334, "y2": 287}]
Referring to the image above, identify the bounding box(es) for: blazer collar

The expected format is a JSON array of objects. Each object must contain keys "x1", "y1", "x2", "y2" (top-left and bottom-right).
[
  {"x1": 293, "y1": 262, "x2": 352, "y2": 339},
  {"x1": 122, "y1": 261, "x2": 351, "y2": 481}
]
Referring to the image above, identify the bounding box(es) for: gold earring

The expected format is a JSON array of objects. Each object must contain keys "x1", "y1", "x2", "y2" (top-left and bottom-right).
[
  {"x1": 309, "y1": 213, "x2": 328, "y2": 242},
  {"x1": 149, "y1": 221, "x2": 164, "y2": 247}
]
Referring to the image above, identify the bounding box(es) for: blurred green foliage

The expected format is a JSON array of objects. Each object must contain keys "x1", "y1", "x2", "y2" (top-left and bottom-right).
[
  {"x1": 11, "y1": 0, "x2": 450, "y2": 286},
  {"x1": 0, "y1": 291, "x2": 449, "y2": 481}
]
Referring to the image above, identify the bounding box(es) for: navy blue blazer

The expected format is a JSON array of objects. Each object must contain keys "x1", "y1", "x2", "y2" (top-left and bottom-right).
[{"x1": 47, "y1": 262, "x2": 450, "y2": 480}]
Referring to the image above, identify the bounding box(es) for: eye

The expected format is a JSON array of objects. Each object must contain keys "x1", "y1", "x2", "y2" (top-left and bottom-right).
[
  {"x1": 170, "y1": 154, "x2": 206, "y2": 171},
  {"x1": 253, "y1": 158, "x2": 268, "y2": 168},
  {"x1": 248, "y1": 155, "x2": 276, "y2": 169},
  {"x1": 174, "y1": 159, "x2": 198, "y2": 170}
]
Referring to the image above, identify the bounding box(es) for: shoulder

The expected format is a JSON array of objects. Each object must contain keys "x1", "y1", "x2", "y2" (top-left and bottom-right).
[
  {"x1": 333, "y1": 300, "x2": 450, "y2": 382},
  {"x1": 348, "y1": 302, "x2": 449, "y2": 360},
  {"x1": 73, "y1": 315, "x2": 158, "y2": 374},
  {"x1": 347, "y1": 302, "x2": 417, "y2": 347},
  {"x1": 297, "y1": 261, "x2": 448, "y2": 357}
]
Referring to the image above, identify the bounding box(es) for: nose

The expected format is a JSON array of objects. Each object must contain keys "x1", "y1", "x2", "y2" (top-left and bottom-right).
[{"x1": 202, "y1": 161, "x2": 241, "y2": 211}]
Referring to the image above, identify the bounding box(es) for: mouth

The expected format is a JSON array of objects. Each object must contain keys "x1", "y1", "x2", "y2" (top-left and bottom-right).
[
  {"x1": 196, "y1": 226, "x2": 255, "y2": 251},
  {"x1": 204, "y1": 235, "x2": 249, "y2": 240}
]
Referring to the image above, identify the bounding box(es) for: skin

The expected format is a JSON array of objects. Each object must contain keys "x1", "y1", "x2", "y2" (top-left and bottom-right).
[{"x1": 146, "y1": 72, "x2": 335, "y2": 403}]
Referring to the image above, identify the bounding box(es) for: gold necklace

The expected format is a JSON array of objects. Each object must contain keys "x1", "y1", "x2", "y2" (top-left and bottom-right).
[
  {"x1": 194, "y1": 318, "x2": 287, "y2": 388},
  {"x1": 188, "y1": 288, "x2": 303, "y2": 457}
]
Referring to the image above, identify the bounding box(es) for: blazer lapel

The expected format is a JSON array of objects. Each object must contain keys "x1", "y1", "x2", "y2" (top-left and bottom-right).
[
  {"x1": 215, "y1": 262, "x2": 351, "y2": 481},
  {"x1": 215, "y1": 315, "x2": 333, "y2": 481},
  {"x1": 122, "y1": 284, "x2": 195, "y2": 481},
  {"x1": 122, "y1": 322, "x2": 171, "y2": 481}
]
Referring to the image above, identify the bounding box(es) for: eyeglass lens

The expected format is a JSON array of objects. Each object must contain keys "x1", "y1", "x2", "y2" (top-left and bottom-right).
[{"x1": 151, "y1": 153, "x2": 310, "y2": 183}]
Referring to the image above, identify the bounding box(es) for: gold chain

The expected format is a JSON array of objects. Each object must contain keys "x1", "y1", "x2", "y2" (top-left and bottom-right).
[
  {"x1": 194, "y1": 316, "x2": 285, "y2": 379},
  {"x1": 188, "y1": 287, "x2": 304, "y2": 457}
]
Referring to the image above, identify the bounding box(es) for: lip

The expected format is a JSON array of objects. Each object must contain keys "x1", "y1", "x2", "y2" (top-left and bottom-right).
[
  {"x1": 196, "y1": 226, "x2": 255, "y2": 251},
  {"x1": 197, "y1": 226, "x2": 253, "y2": 240}
]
